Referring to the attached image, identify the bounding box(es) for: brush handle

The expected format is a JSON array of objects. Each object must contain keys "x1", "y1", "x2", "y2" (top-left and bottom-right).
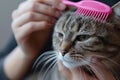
[
  {"x1": 62, "y1": 0, "x2": 78, "y2": 7},
  {"x1": 62, "y1": 0, "x2": 93, "y2": 9},
  {"x1": 62, "y1": 0, "x2": 111, "y2": 12}
]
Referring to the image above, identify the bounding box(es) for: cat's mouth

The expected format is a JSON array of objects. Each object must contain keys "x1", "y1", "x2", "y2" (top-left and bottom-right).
[
  {"x1": 57, "y1": 52, "x2": 89, "y2": 68},
  {"x1": 57, "y1": 52, "x2": 106, "y2": 77}
]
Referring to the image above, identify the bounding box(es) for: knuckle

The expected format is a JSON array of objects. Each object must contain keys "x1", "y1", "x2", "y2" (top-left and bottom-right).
[
  {"x1": 11, "y1": 24, "x2": 18, "y2": 34},
  {"x1": 44, "y1": 6, "x2": 54, "y2": 15},
  {"x1": 11, "y1": 22, "x2": 16, "y2": 30},
  {"x1": 11, "y1": 23, "x2": 14, "y2": 29},
  {"x1": 18, "y1": 1, "x2": 27, "y2": 9},
  {"x1": 42, "y1": 21, "x2": 47, "y2": 26},
  {"x1": 12, "y1": 10, "x2": 17, "y2": 19},
  {"x1": 18, "y1": 2, "x2": 24, "y2": 8},
  {"x1": 29, "y1": 2, "x2": 37, "y2": 11},
  {"x1": 11, "y1": 27, "x2": 19, "y2": 36},
  {"x1": 43, "y1": 6, "x2": 48, "y2": 12},
  {"x1": 27, "y1": 22, "x2": 35, "y2": 30},
  {"x1": 27, "y1": 12, "x2": 34, "y2": 20},
  {"x1": 15, "y1": 33, "x2": 23, "y2": 42},
  {"x1": 13, "y1": 29, "x2": 19, "y2": 35}
]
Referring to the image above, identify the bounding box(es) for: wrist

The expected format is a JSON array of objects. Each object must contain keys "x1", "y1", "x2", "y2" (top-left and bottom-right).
[
  {"x1": 18, "y1": 46, "x2": 38, "y2": 62},
  {"x1": 4, "y1": 46, "x2": 37, "y2": 79}
]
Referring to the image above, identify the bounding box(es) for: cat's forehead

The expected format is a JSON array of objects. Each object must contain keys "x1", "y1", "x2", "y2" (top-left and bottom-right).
[
  {"x1": 55, "y1": 12, "x2": 99, "y2": 32},
  {"x1": 62, "y1": 12, "x2": 96, "y2": 23}
]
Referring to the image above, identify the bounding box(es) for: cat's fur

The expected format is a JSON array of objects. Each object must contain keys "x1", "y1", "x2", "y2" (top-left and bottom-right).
[{"x1": 33, "y1": 1, "x2": 120, "y2": 80}]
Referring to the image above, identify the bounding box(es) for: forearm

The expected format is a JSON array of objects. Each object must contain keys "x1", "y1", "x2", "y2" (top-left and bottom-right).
[{"x1": 4, "y1": 46, "x2": 35, "y2": 79}]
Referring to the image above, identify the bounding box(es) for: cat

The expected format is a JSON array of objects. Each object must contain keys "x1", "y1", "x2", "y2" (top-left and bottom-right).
[{"x1": 32, "y1": 1, "x2": 120, "y2": 80}]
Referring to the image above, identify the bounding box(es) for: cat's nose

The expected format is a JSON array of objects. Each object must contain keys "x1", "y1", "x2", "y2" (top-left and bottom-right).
[
  {"x1": 59, "y1": 49, "x2": 68, "y2": 56},
  {"x1": 59, "y1": 41, "x2": 71, "y2": 56}
]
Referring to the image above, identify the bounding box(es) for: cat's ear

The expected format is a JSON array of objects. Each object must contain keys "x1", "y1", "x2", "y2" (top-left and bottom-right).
[
  {"x1": 62, "y1": 6, "x2": 77, "y2": 14},
  {"x1": 112, "y1": 1, "x2": 120, "y2": 17},
  {"x1": 107, "y1": 1, "x2": 120, "y2": 46},
  {"x1": 108, "y1": 1, "x2": 120, "y2": 29}
]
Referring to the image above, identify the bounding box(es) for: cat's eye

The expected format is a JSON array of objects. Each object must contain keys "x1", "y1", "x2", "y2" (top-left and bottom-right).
[
  {"x1": 56, "y1": 32, "x2": 63, "y2": 39},
  {"x1": 76, "y1": 35, "x2": 90, "y2": 41}
]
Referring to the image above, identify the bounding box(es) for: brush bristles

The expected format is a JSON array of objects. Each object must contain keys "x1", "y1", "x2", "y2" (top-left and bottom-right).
[
  {"x1": 75, "y1": 8, "x2": 110, "y2": 22},
  {"x1": 62, "y1": 0, "x2": 112, "y2": 23}
]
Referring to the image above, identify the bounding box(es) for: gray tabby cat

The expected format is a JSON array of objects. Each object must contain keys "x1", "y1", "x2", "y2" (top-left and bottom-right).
[{"x1": 33, "y1": 1, "x2": 120, "y2": 80}]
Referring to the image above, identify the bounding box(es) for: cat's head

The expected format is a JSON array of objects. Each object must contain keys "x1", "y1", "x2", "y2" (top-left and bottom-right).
[{"x1": 53, "y1": 1, "x2": 120, "y2": 70}]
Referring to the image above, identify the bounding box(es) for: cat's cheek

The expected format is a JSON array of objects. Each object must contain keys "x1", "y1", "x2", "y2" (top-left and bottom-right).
[
  {"x1": 53, "y1": 37, "x2": 61, "y2": 50},
  {"x1": 74, "y1": 43, "x2": 85, "y2": 53}
]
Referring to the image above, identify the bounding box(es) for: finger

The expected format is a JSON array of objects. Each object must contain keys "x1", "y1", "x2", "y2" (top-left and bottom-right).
[
  {"x1": 90, "y1": 60, "x2": 115, "y2": 80},
  {"x1": 13, "y1": 21, "x2": 52, "y2": 40},
  {"x1": 14, "y1": 1, "x2": 61, "y2": 19},
  {"x1": 29, "y1": 0, "x2": 66, "y2": 10},
  {"x1": 12, "y1": 12, "x2": 56, "y2": 28},
  {"x1": 12, "y1": 10, "x2": 19, "y2": 19},
  {"x1": 12, "y1": 1, "x2": 27, "y2": 19}
]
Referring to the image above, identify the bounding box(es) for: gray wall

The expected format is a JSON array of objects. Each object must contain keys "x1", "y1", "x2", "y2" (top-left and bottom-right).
[{"x1": 0, "y1": 0, "x2": 24, "y2": 50}]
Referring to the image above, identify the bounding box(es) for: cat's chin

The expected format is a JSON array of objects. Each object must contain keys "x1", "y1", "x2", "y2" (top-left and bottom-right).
[{"x1": 57, "y1": 52, "x2": 89, "y2": 68}]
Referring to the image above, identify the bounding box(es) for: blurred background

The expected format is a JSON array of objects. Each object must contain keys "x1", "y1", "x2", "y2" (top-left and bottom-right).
[{"x1": 0, "y1": 0, "x2": 24, "y2": 50}]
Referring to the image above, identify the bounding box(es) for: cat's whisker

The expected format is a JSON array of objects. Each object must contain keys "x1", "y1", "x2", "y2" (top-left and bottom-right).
[
  {"x1": 34, "y1": 54, "x2": 57, "y2": 72},
  {"x1": 33, "y1": 51, "x2": 58, "y2": 80},
  {"x1": 105, "y1": 57, "x2": 120, "y2": 67},
  {"x1": 32, "y1": 51, "x2": 57, "y2": 71},
  {"x1": 70, "y1": 54, "x2": 84, "y2": 62},
  {"x1": 88, "y1": 63, "x2": 104, "y2": 80},
  {"x1": 38, "y1": 54, "x2": 56, "y2": 69},
  {"x1": 82, "y1": 67, "x2": 87, "y2": 80},
  {"x1": 71, "y1": 54, "x2": 84, "y2": 58},
  {"x1": 78, "y1": 67, "x2": 84, "y2": 80},
  {"x1": 85, "y1": 65, "x2": 97, "y2": 78},
  {"x1": 83, "y1": 56, "x2": 119, "y2": 80},
  {"x1": 38, "y1": 59, "x2": 57, "y2": 80},
  {"x1": 33, "y1": 51, "x2": 57, "y2": 72},
  {"x1": 80, "y1": 60, "x2": 95, "y2": 77},
  {"x1": 76, "y1": 58, "x2": 102, "y2": 79},
  {"x1": 102, "y1": 61, "x2": 120, "y2": 80},
  {"x1": 38, "y1": 62, "x2": 55, "y2": 80},
  {"x1": 90, "y1": 54, "x2": 120, "y2": 67}
]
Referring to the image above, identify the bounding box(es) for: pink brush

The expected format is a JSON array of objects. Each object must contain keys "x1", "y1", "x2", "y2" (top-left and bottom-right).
[{"x1": 62, "y1": 0, "x2": 112, "y2": 22}]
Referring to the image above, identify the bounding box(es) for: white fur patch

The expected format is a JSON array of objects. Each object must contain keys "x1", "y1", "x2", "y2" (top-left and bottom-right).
[{"x1": 57, "y1": 52, "x2": 88, "y2": 68}]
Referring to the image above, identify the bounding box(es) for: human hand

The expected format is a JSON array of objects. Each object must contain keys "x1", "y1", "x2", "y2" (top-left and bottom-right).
[
  {"x1": 58, "y1": 59, "x2": 115, "y2": 80},
  {"x1": 11, "y1": 0, "x2": 66, "y2": 60}
]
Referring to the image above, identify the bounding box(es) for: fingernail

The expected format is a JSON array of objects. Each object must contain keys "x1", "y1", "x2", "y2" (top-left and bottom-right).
[
  {"x1": 58, "y1": 3, "x2": 66, "y2": 10},
  {"x1": 55, "y1": 11, "x2": 61, "y2": 17}
]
